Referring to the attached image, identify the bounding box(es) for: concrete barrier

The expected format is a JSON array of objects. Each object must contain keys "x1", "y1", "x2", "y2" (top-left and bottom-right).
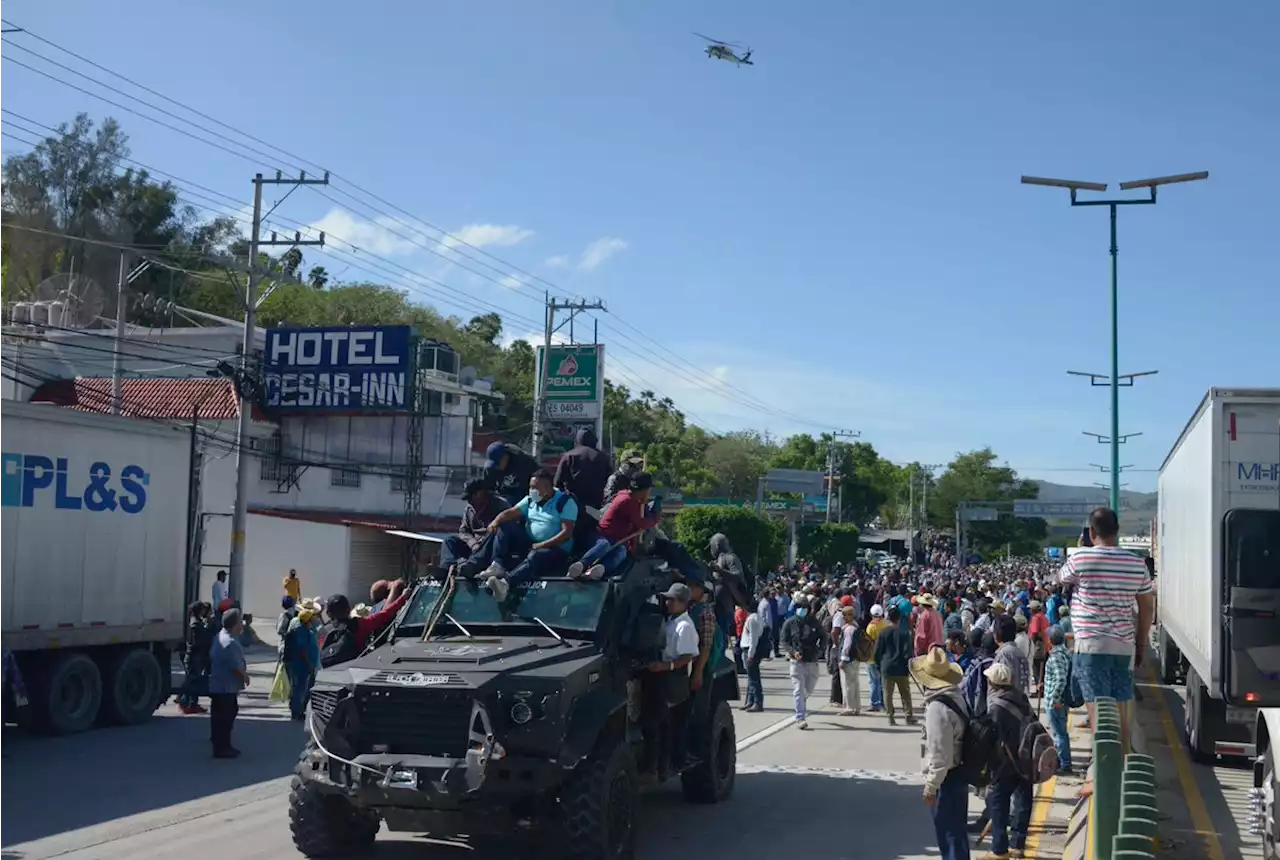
[{"x1": 1063, "y1": 698, "x2": 1159, "y2": 860}]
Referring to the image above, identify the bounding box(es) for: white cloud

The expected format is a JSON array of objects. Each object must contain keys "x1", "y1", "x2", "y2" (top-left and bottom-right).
[
  {"x1": 542, "y1": 237, "x2": 630, "y2": 273},
  {"x1": 578, "y1": 237, "x2": 628, "y2": 272},
  {"x1": 308, "y1": 208, "x2": 418, "y2": 256},
  {"x1": 499, "y1": 275, "x2": 524, "y2": 289},
  {"x1": 439, "y1": 224, "x2": 534, "y2": 251}
]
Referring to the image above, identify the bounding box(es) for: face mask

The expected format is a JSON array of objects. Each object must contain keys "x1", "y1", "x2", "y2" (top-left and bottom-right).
[
  {"x1": 796, "y1": 607, "x2": 808, "y2": 617},
  {"x1": 529, "y1": 489, "x2": 543, "y2": 504}
]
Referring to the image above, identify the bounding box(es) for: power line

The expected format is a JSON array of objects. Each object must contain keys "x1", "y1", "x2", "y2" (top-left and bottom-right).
[{"x1": 0, "y1": 30, "x2": 840, "y2": 432}]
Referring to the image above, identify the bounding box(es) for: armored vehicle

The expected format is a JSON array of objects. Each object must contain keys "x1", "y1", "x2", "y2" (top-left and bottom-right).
[{"x1": 289, "y1": 561, "x2": 738, "y2": 859}]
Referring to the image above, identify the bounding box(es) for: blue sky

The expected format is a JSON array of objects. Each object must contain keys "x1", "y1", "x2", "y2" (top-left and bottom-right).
[{"x1": 3, "y1": 1, "x2": 1277, "y2": 491}]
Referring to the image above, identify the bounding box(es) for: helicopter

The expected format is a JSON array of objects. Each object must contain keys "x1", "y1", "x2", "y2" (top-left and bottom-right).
[{"x1": 695, "y1": 33, "x2": 753, "y2": 66}]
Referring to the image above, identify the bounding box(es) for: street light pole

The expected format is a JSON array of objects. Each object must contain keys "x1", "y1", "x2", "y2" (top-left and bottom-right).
[{"x1": 1022, "y1": 171, "x2": 1207, "y2": 512}]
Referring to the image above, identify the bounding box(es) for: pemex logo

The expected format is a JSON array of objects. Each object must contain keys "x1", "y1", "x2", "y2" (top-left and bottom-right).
[{"x1": 547, "y1": 350, "x2": 594, "y2": 393}]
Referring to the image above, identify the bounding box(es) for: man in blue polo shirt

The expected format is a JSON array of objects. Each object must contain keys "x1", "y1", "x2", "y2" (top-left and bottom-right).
[{"x1": 480, "y1": 469, "x2": 578, "y2": 601}]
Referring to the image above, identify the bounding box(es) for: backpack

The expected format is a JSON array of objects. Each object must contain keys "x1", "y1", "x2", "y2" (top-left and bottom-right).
[
  {"x1": 992, "y1": 697, "x2": 1059, "y2": 784},
  {"x1": 1063, "y1": 654, "x2": 1084, "y2": 709},
  {"x1": 937, "y1": 695, "x2": 1002, "y2": 788},
  {"x1": 319, "y1": 618, "x2": 361, "y2": 668}
]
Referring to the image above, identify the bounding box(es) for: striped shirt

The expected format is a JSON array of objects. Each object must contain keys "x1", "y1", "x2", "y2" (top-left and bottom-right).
[{"x1": 1058, "y1": 547, "x2": 1152, "y2": 647}]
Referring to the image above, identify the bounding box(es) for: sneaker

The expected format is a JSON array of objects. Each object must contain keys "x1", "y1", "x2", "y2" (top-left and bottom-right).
[
  {"x1": 838, "y1": 709, "x2": 856, "y2": 717},
  {"x1": 192, "y1": 704, "x2": 208, "y2": 714},
  {"x1": 905, "y1": 716, "x2": 919, "y2": 725},
  {"x1": 797, "y1": 720, "x2": 810, "y2": 730},
  {"x1": 456, "y1": 560, "x2": 481, "y2": 579},
  {"x1": 585, "y1": 564, "x2": 607, "y2": 580},
  {"x1": 483, "y1": 561, "x2": 506, "y2": 579},
  {"x1": 567, "y1": 561, "x2": 587, "y2": 579},
  {"x1": 487, "y1": 575, "x2": 509, "y2": 602},
  {"x1": 179, "y1": 704, "x2": 201, "y2": 715},
  {"x1": 887, "y1": 716, "x2": 898, "y2": 726}
]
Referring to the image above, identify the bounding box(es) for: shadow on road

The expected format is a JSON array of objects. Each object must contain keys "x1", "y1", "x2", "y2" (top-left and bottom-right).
[
  {"x1": 286, "y1": 768, "x2": 935, "y2": 860},
  {"x1": 1137, "y1": 678, "x2": 1260, "y2": 860},
  {"x1": 0, "y1": 711, "x2": 304, "y2": 847}
]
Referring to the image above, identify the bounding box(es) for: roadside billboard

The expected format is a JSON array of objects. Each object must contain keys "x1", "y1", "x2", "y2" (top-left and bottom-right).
[
  {"x1": 536, "y1": 344, "x2": 605, "y2": 463},
  {"x1": 263, "y1": 325, "x2": 414, "y2": 412}
]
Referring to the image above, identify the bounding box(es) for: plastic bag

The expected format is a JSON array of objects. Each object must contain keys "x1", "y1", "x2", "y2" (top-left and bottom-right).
[{"x1": 268, "y1": 661, "x2": 291, "y2": 703}]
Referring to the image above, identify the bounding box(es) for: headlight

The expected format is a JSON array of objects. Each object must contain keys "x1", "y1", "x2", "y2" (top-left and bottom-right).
[{"x1": 510, "y1": 701, "x2": 533, "y2": 725}]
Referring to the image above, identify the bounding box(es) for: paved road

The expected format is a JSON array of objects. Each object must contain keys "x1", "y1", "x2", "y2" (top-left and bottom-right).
[
  {"x1": 1133, "y1": 672, "x2": 1265, "y2": 860},
  {"x1": 1, "y1": 655, "x2": 1009, "y2": 860}
]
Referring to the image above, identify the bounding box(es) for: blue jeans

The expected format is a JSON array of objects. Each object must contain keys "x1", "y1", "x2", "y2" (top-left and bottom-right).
[
  {"x1": 455, "y1": 522, "x2": 525, "y2": 572},
  {"x1": 987, "y1": 775, "x2": 1033, "y2": 854},
  {"x1": 867, "y1": 662, "x2": 884, "y2": 709},
  {"x1": 1048, "y1": 703, "x2": 1072, "y2": 770},
  {"x1": 285, "y1": 660, "x2": 312, "y2": 718},
  {"x1": 440, "y1": 534, "x2": 475, "y2": 568},
  {"x1": 498, "y1": 528, "x2": 570, "y2": 586},
  {"x1": 745, "y1": 648, "x2": 764, "y2": 708},
  {"x1": 577, "y1": 537, "x2": 628, "y2": 574},
  {"x1": 932, "y1": 769, "x2": 972, "y2": 860}
]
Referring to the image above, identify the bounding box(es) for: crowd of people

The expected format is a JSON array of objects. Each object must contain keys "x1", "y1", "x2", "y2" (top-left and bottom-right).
[{"x1": 732, "y1": 505, "x2": 1154, "y2": 860}]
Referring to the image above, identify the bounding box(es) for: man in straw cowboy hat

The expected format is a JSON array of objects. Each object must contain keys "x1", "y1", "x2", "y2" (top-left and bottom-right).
[{"x1": 910, "y1": 645, "x2": 971, "y2": 860}]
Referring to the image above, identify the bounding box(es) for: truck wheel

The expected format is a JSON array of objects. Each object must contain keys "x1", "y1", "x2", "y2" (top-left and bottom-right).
[
  {"x1": 681, "y1": 699, "x2": 736, "y2": 804},
  {"x1": 1183, "y1": 675, "x2": 1213, "y2": 764},
  {"x1": 101, "y1": 648, "x2": 163, "y2": 726},
  {"x1": 561, "y1": 741, "x2": 638, "y2": 860},
  {"x1": 288, "y1": 770, "x2": 381, "y2": 857},
  {"x1": 35, "y1": 652, "x2": 102, "y2": 735}
]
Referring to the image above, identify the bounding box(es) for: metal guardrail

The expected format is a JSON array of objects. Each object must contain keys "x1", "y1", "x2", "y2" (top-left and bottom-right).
[{"x1": 1089, "y1": 697, "x2": 1159, "y2": 860}]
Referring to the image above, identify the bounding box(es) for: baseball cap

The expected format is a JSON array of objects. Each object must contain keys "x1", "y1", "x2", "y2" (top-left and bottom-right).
[
  {"x1": 485, "y1": 442, "x2": 509, "y2": 469},
  {"x1": 620, "y1": 448, "x2": 644, "y2": 464},
  {"x1": 661, "y1": 582, "x2": 692, "y2": 602}
]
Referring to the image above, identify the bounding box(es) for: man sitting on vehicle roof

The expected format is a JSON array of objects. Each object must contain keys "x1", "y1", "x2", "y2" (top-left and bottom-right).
[
  {"x1": 479, "y1": 469, "x2": 578, "y2": 601},
  {"x1": 483, "y1": 441, "x2": 540, "y2": 508},
  {"x1": 568, "y1": 472, "x2": 661, "y2": 580},
  {"x1": 447, "y1": 479, "x2": 519, "y2": 579}
]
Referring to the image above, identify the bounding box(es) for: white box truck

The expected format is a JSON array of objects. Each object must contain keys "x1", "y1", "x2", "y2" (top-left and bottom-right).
[
  {"x1": 2, "y1": 401, "x2": 190, "y2": 734},
  {"x1": 1156, "y1": 388, "x2": 1280, "y2": 762}
]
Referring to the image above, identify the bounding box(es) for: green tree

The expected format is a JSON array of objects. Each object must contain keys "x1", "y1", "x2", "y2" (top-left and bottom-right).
[
  {"x1": 931, "y1": 448, "x2": 1046, "y2": 557},
  {"x1": 798, "y1": 523, "x2": 861, "y2": 567},
  {"x1": 674, "y1": 506, "x2": 786, "y2": 577},
  {"x1": 703, "y1": 431, "x2": 772, "y2": 498}
]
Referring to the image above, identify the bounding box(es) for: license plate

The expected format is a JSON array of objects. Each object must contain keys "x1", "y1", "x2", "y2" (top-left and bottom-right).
[{"x1": 1226, "y1": 707, "x2": 1254, "y2": 725}]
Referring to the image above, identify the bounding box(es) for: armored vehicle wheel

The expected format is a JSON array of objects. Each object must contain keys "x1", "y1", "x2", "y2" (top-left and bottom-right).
[
  {"x1": 289, "y1": 763, "x2": 381, "y2": 857},
  {"x1": 681, "y1": 698, "x2": 736, "y2": 804},
  {"x1": 561, "y1": 740, "x2": 638, "y2": 860}
]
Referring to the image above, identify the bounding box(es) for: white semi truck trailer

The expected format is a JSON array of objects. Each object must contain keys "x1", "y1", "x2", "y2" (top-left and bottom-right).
[
  {"x1": 2, "y1": 401, "x2": 190, "y2": 733},
  {"x1": 1156, "y1": 388, "x2": 1280, "y2": 763}
]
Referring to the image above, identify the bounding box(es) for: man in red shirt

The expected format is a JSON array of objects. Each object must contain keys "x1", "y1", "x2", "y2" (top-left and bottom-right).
[
  {"x1": 567, "y1": 473, "x2": 661, "y2": 580},
  {"x1": 322, "y1": 579, "x2": 411, "y2": 664},
  {"x1": 1027, "y1": 599, "x2": 1052, "y2": 693}
]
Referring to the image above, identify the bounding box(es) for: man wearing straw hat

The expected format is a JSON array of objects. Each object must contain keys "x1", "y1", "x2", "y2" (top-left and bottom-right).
[{"x1": 911, "y1": 645, "x2": 970, "y2": 860}]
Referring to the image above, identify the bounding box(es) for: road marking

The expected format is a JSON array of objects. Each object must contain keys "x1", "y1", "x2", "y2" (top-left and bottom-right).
[
  {"x1": 1149, "y1": 669, "x2": 1227, "y2": 860},
  {"x1": 736, "y1": 714, "x2": 799, "y2": 752},
  {"x1": 1023, "y1": 774, "x2": 1057, "y2": 859},
  {"x1": 736, "y1": 763, "x2": 923, "y2": 783}
]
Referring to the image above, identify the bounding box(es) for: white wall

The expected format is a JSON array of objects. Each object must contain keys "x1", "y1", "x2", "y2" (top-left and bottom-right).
[{"x1": 200, "y1": 513, "x2": 350, "y2": 631}]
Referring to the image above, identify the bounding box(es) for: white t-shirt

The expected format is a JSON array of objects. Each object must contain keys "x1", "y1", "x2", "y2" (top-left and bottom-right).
[
  {"x1": 212, "y1": 579, "x2": 228, "y2": 606},
  {"x1": 663, "y1": 612, "x2": 700, "y2": 663}
]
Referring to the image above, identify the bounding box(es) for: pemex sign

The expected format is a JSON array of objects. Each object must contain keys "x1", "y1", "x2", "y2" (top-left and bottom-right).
[{"x1": 537, "y1": 344, "x2": 603, "y2": 420}]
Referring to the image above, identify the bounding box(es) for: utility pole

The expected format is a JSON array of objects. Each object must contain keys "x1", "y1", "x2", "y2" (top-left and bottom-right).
[
  {"x1": 531, "y1": 295, "x2": 605, "y2": 460},
  {"x1": 824, "y1": 429, "x2": 860, "y2": 524},
  {"x1": 227, "y1": 170, "x2": 328, "y2": 604},
  {"x1": 1022, "y1": 170, "x2": 1205, "y2": 512},
  {"x1": 111, "y1": 252, "x2": 126, "y2": 414},
  {"x1": 110, "y1": 255, "x2": 155, "y2": 415}
]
